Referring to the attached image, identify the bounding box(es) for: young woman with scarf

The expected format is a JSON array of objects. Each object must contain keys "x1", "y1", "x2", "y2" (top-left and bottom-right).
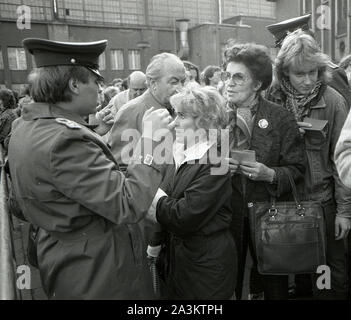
[{"x1": 270, "y1": 29, "x2": 351, "y2": 300}]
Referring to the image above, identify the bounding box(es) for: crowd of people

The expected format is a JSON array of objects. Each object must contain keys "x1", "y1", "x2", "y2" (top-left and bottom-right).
[{"x1": 1, "y1": 15, "x2": 351, "y2": 300}]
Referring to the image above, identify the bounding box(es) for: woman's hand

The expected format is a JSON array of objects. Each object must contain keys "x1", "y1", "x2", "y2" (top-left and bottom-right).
[
  {"x1": 297, "y1": 121, "x2": 312, "y2": 135},
  {"x1": 228, "y1": 158, "x2": 240, "y2": 174},
  {"x1": 239, "y1": 161, "x2": 275, "y2": 182},
  {"x1": 335, "y1": 216, "x2": 351, "y2": 240}
]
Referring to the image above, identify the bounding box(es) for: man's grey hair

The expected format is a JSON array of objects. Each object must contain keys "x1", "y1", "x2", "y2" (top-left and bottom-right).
[{"x1": 145, "y1": 52, "x2": 183, "y2": 85}]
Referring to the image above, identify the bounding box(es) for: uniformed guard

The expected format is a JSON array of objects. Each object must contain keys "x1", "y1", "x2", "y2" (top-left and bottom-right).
[
  {"x1": 266, "y1": 14, "x2": 351, "y2": 108},
  {"x1": 266, "y1": 14, "x2": 312, "y2": 48},
  {"x1": 8, "y1": 38, "x2": 175, "y2": 299}
]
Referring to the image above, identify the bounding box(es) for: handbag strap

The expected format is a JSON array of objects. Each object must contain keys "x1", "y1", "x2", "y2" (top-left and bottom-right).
[
  {"x1": 269, "y1": 167, "x2": 305, "y2": 216},
  {"x1": 282, "y1": 167, "x2": 301, "y2": 205}
]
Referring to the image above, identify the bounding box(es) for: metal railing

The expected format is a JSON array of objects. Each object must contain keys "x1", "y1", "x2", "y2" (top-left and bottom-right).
[{"x1": 0, "y1": 145, "x2": 17, "y2": 300}]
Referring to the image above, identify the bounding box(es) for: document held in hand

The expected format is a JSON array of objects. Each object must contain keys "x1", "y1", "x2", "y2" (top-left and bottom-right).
[
  {"x1": 230, "y1": 149, "x2": 256, "y2": 163},
  {"x1": 303, "y1": 117, "x2": 329, "y2": 139}
]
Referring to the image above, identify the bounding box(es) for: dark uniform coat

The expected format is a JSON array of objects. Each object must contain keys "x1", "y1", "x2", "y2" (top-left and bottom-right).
[
  {"x1": 8, "y1": 102, "x2": 166, "y2": 299},
  {"x1": 156, "y1": 146, "x2": 237, "y2": 300}
]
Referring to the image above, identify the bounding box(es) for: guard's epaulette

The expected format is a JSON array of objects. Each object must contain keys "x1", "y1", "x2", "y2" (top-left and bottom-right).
[{"x1": 55, "y1": 118, "x2": 81, "y2": 129}]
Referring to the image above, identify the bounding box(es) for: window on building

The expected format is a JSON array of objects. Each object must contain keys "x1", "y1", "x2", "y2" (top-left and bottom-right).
[
  {"x1": 99, "y1": 52, "x2": 106, "y2": 70},
  {"x1": 148, "y1": 0, "x2": 216, "y2": 28},
  {"x1": 8, "y1": 47, "x2": 27, "y2": 70},
  {"x1": 0, "y1": 1, "x2": 52, "y2": 21},
  {"x1": 0, "y1": 49, "x2": 3, "y2": 70},
  {"x1": 337, "y1": 0, "x2": 347, "y2": 35},
  {"x1": 128, "y1": 50, "x2": 141, "y2": 70},
  {"x1": 110, "y1": 49, "x2": 124, "y2": 70},
  {"x1": 303, "y1": 0, "x2": 312, "y2": 14},
  {"x1": 222, "y1": 0, "x2": 276, "y2": 20}
]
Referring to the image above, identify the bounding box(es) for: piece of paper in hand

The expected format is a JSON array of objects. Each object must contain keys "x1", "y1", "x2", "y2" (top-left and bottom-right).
[{"x1": 230, "y1": 149, "x2": 256, "y2": 163}]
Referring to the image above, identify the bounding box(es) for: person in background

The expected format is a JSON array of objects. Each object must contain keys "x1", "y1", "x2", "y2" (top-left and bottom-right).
[
  {"x1": 224, "y1": 42, "x2": 306, "y2": 300},
  {"x1": 183, "y1": 60, "x2": 201, "y2": 90},
  {"x1": 183, "y1": 60, "x2": 200, "y2": 83},
  {"x1": 147, "y1": 86, "x2": 236, "y2": 299},
  {"x1": 201, "y1": 66, "x2": 222, "y2": 87},
  {"x1": 97, "y1": 71, "x2": 148, "y2": 144},
  {"x1": 107, "y1": 71, "x2": 147, "y2": 117},
  {"x1": 272, "y1": 29, "x2": 351, "y2": 300},
  {"x1": 11, "y1": 90, "x2": 19, "y2": 106},
  {"x1": 337, "y1": 53, "x2": 351, "y2": 299},
  {"x1": 121, "y1": 77, "x2": 129, "y2": 91},
  {"x1": 18, "y1": 84, "x2": 32, "y2": 113},
  {"x1": 112, "y1": 78, "x2": 123, "y2": 91},
  {"x1": 0, "y1": 88, "x2": 18, "y2": 152},
  {"x1": 339, "y1": 54, "x2": 351, "y2": 87},
  {"x1": 334, "y1": 100, "x2": 351, "y2": 300},
  {"x1": 101, "y1": 86, "x2": 119, "y2": 108},
  {"x1": 200, "y1": 65, "x2": 225, "y2": 92}
]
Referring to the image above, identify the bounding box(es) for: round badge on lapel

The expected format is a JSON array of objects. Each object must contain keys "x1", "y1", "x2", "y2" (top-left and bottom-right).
[{"x1": 258, "y1": 119, "x2": 268, "y2": 129}]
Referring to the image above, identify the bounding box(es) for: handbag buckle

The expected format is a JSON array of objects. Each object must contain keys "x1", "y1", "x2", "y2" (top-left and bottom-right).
[
  {"x1": 268, "y1": 207, "x2": 278, "y2": 218},
  {"x1": 296, "y1": 204, "x2": 305, "y2": 217}
]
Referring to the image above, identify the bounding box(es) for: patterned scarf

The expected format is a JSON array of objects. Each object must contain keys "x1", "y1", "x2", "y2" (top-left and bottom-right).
[
  {"x1": 281, "y1": 77, "x2": 322, "y2": 121},
  {"x1": 227, "y1": 97, "x2": 259, "y2": 151}
]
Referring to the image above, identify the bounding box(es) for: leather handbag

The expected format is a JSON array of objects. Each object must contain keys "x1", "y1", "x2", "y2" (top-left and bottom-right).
[{"x1": 248, "y1": 169, "x2": 326, "y2": 275}]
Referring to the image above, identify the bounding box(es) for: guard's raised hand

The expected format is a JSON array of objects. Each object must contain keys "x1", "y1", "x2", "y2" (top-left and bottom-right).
[
  {"x1": 142, "y1": 107, "x2": 175, "y2": 141},
  {"x1": 94, "y1": 107, "x2": 114, "y2": 136}
]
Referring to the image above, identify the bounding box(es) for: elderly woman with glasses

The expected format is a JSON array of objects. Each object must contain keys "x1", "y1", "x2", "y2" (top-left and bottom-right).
[
  {"x1": 224, "y1": 43, "x2": 306, "y2": 300},
  {"x1": 147, "y1": 86, "x2": 237, "y2": 299},
  {"x1": 271, "y1": 29, "x2": 351, "y2": 300}
]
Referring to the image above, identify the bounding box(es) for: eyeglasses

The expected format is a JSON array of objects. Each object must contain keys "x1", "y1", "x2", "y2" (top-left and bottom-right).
[{"x1": 221, "y1": 71, "x2": 249, "y2": 86}]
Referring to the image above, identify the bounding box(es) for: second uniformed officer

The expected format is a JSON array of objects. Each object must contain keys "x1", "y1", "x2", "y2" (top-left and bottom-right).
[{"x1": 8, "y1": 38, "x2": 174, "y2": 299}]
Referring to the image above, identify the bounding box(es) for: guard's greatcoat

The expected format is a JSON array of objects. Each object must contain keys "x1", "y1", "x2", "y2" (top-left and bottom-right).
[{"x1": 8, "y1": 102, "x2": 165, "y2": 299}]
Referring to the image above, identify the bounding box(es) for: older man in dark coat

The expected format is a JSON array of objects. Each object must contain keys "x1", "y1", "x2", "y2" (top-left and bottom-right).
[{"x1": 109, "y1": 53, "x2": 186, "y2": 172}]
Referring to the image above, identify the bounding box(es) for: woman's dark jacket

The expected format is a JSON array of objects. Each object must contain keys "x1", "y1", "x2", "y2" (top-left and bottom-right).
[
  {"x1": 156, "y1": 149, "x2": 237, "y2": 300},
  {"x1": 230, "y1": 97, "x2": 306, "y2": 255}
]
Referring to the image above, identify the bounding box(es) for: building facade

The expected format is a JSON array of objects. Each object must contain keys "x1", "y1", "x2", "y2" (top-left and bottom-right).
[
  {"x1": 0, "y1": 0, "x2": 305, "y2": 90},
  {"x1": 300, "y1": 0, "x2": 350, "y2": 63}
]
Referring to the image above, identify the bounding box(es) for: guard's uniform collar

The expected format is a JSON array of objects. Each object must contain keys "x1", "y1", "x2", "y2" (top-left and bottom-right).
[{"x1": 21, "y1": 102, "x2": 96, "y2": 129}]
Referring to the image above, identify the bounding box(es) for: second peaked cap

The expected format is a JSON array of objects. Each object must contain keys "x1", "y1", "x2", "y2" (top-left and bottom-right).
[{"x1": 266, "y1": 14, "x2": 311, "y2": 47}]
